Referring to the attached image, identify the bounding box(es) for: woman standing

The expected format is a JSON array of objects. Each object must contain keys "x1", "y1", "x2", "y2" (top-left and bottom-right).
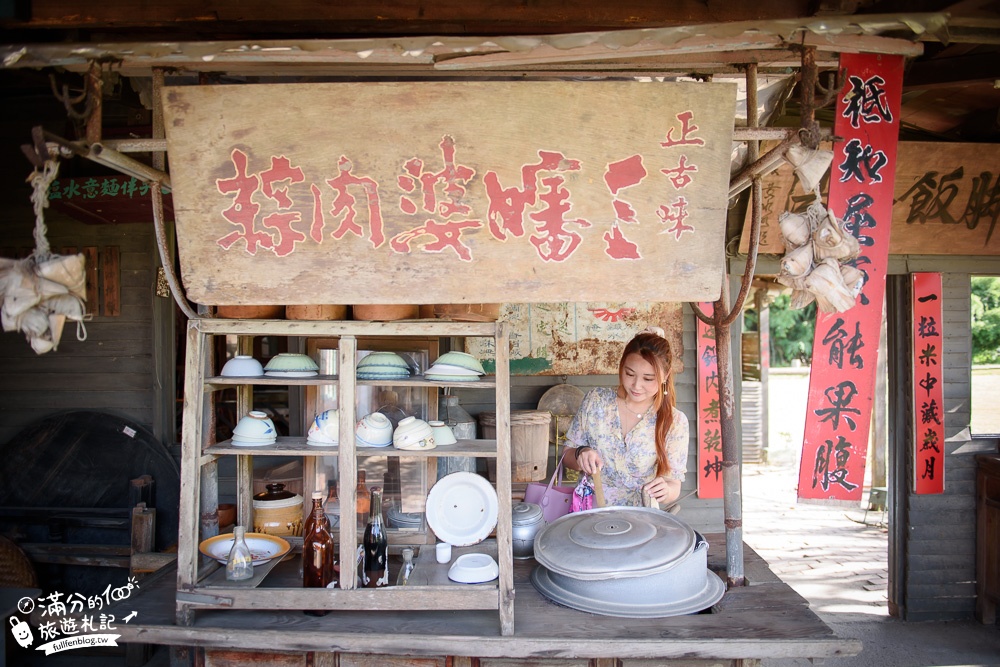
[{"x1": 563, "y1": 326, "x2": 689, "y2": 508}]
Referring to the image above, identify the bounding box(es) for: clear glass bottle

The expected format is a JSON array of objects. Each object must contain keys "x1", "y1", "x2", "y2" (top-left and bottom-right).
[
  {"x1": 362, "y1": 486, "x2": 388, "y2": 588},
  {"x1": 356, "y1": 469, "x2": 370, "y2": 531},
  {"x1": 303, "y1": 497, "x2": 336, "y2": 615},
  {"x1": 396, "y1": 547, "x2": 415, "y2": 586},
  {"x1": 226, "y1": 526, "x2": 254, "y2": 581}
]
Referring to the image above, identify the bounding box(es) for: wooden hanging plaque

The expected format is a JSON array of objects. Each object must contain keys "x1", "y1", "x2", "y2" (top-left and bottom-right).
[{"x1": 162, "y1": 81, "x2": 735, "y2": 305}]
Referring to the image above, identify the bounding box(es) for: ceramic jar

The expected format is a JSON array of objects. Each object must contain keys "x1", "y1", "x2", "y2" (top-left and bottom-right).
[
  {"x1": 252, "y1": 483, "x2": 304, "y2": 537},
  {"x1": 512, "y1": 501, "x2": 545, "y2": 559}
]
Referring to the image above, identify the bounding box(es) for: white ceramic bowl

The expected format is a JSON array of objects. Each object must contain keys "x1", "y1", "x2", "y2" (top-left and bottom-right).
[
  {"x1": 307, "y1": 409, "x2": 339, "y2": 446},
  {"x1": 432, "y1": 352, "x2": 486, "y2": 374},
  {"x1": 221, "y1": 355, "x2": 264, "y2": 377},
  {"x1": 356, "y1": 412, "x2": 393, "y2": 447},
  {"x1": 233, "y1": 411, "x2": 277, "y2": 441},
  {"x1": 264, "y1": 353, "x2": 319, "y2": 372},
  {"x1": 448, "y1": 553, "x2": 499, "y2": 583},
  {"x1": 357, "y1": 351, "x2": 410, "y2": 370},
  {"x1": 429, "y1": 421, "x2": 458, "y2": 446},
  {"x1": 393, "y1": 416, "x2": 436, "y2": 450}
]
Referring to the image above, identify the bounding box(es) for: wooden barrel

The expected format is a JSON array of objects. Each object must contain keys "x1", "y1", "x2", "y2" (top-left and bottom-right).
[
  {"x1": 431, "y1": 303, "x2": 501, "y2": 322},
  {"x1": 479, "y1": 410, "x2": 552, "y2": 482},
  {"x1": 216, "y1": 305, "x2": 285, "y2": 319},
  {"x1": 352, "y1": 304, "x2": 419, "y2": 321},
  {"x1": 286, "y1": 304, "x2": 348, "y2": 320}
]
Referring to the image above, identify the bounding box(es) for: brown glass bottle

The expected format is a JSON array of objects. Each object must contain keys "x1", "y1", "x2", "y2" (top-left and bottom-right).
[
  {"x1": 303, "y1": 495, "x2": 335, "y2": 615},
  {"x1": 356, "y1": 469, "x2": 370, "y2": 531},
  {"x1": 362, "y1": 486, "x2": 389, "y2": 588}
]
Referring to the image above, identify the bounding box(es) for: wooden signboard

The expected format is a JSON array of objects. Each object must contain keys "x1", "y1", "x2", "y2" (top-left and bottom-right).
[
  {"x1": 465, "y1": 302, "x2": 682, "y2": 375},
  {"x1": 162, "y1": 81, "x2": 735, "y2": 305},
  {"x1": 739, "y1": 141, "x2": 1000, "y2": 256},
  {"x1": 912, "y1": 272, "x2": 945, "y2": 494},
  {"x1": 798, "y1": 53, "x2": 904, "y2": 504},
  {"x1": 695, "y1": 302, "x2": 723, "y2": 499}
]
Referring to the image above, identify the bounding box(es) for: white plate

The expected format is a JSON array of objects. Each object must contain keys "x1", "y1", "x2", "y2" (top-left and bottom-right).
[
  {"x1": 425, "y1": 374, "x2": 481, "y2": 383},
  {"x1": 425, "y1": 472, "x2": 499, "y2": 547},
  {"x1": 424, "y1": 364, "x2": 481, "y2": 376},
  {"x1": 264, "y1": 370, "x2": 319, "y2": 378},
  {"x1": 199, "y1": 532, "x2": 291, "y2": 566}
]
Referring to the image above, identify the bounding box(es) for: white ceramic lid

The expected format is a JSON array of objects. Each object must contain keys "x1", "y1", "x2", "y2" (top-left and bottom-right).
[{"x1": 533, "y1": 507, "x2": 696, "y2": 580}]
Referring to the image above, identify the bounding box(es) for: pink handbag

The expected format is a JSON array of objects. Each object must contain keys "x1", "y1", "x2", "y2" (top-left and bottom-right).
[{"x1": 523, "y1": 450, "x2": 575, "y2": 522}]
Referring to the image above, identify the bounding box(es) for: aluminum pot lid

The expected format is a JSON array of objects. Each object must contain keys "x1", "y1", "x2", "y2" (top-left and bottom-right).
[
  {"x1": 533, "y1": 506, "x2": 695, "y2": 580},
  {"x1": 512, "y1": 502, "x2": 544, "y2": 526}
]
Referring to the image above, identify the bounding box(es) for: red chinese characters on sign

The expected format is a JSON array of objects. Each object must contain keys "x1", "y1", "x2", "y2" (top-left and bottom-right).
[
  {"x1": 212, "y1": 122, "x2": 710, "y2": 264},
  {"x1": 392, "y1": 136, "x2": 482, "y2": 260},
  {"x1": 696, "y1": 302, "x2": 722, "y2": 498},
  {"x1": 797, "y1": 53, "x2": 904, "y2": 503},
  {"x1": 912, "y1": 273, "x2": 945, "y2": 494}
]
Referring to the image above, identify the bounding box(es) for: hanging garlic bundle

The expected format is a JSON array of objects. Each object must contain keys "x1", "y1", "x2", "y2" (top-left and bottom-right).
[{"x1": 0, "y1": 159, "x2": 89, "y2": 354}]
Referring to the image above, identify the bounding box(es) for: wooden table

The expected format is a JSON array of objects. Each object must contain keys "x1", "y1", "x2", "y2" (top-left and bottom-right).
[{"x1": 107, "y1": 536, "x2": 860, "y2": 666}]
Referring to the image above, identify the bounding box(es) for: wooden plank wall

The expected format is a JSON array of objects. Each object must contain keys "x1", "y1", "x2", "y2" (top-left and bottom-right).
[
  {"x1": 903, "y1": 270, "x2": 992, "y2": 620},
  {"x1": 455, "y1": 305, "x2": 725, "y2": 535},
  {"x1": 0, "y1": 209, "x2": 158, "y2": 445}
]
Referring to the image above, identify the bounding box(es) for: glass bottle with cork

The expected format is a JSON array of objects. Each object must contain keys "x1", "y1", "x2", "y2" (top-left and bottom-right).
[
  {"x1": 303, "y1": 492, "x2": 336, "y2": 614},
  {"x1": 362, "y1": 486, "x2": 388, "y2": 587}
]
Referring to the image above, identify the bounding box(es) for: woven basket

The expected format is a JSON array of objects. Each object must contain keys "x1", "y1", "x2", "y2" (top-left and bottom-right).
[{"x1": 0, "y1": 535, "x2": 38, "y2": 587}]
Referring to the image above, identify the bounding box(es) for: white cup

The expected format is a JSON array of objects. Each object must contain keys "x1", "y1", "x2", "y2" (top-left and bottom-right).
[{"x1": 435, "y1": 542, "x2": 452, "y2": 563}]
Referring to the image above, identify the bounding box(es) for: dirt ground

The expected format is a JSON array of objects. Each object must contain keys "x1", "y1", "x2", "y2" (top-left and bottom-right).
[{"x1": 972, "y1": 366, "x2": 1000, "y2": 435}]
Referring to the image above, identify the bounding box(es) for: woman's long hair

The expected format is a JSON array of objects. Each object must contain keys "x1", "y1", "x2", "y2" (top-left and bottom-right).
[{"x1": 617, "y1": 330, "x2": 675, "y2": 477}]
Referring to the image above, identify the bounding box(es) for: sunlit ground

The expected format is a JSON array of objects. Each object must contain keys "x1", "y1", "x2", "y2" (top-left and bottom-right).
[{"x1": 971, "y1": 366, "x2": 1000, "y2": 435}]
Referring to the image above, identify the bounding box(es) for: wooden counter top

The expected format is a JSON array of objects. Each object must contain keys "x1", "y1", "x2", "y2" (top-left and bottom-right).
[{"x1": 109, "y1": 535, "x2": 860, "y2": 662}]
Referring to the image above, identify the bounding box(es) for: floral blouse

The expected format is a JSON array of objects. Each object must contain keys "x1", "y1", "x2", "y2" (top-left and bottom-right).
[{"x1": 565, "y1": 387, "x2": 689, "y2": 507}]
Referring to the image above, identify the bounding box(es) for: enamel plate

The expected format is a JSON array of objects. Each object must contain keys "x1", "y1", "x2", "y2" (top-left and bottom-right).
[
  {"x1": 425, "y1": 472, "x2": 499, "y2": 547},
  {"x1": 199, "y1": 532, "x2": 291, "y2": 566}
]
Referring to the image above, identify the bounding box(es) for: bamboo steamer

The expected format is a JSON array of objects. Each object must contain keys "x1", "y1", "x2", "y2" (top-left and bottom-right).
[
  {"x1": 286, "y1": 304, "x2": 347, "y2": 320},
  {"x1": 352, "y1": 304, "x2": 419, "y2": 321},
  {"x1": 432, "y1": 303, "x2": 501, "y2": 322},
  {"x1": 216, "y1": 305, "x2": 285, "y2": 319}
]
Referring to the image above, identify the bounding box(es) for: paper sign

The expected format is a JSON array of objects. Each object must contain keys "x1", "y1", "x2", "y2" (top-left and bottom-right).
[{"x1": 912, "y1": 272, "x2": 945, "y2": 494}]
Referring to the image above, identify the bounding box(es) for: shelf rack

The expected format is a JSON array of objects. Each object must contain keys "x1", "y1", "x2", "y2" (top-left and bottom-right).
[{"x1": 177, "y1": 318, "x2": 513, "y2": 634}]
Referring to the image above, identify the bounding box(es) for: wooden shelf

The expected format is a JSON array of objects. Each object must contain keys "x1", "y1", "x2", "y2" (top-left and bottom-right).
[
  {"x1": 204, "y1": 438, "x2": 497, "y2": 458},
  {"x1": 179, "y1": 320, "x2": 514, "y2": 634}
]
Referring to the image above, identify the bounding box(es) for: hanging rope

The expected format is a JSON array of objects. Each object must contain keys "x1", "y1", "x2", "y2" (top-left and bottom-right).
[{"x1": 28, "y1": 158, "x2": 60, "y2": 263}]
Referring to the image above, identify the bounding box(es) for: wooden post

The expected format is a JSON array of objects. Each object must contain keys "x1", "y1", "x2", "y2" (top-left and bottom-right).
[
  {"x1": 237, "y1": 335, "x2": 254, "y2": 529},
  {"x1": 716, "y1": 275, "x2": 744, "y2": 587},
  {"x1": 755, "y1": 289, "x2": 770, "y2": 463}
]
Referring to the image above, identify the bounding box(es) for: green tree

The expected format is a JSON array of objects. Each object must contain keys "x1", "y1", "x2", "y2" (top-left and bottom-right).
[
  {"x1": 972, "y1": 276, "x2": 1000, "y2": 364},
  {"x1": 745, "y1": 293, "x2": 817, "y2": 367}
]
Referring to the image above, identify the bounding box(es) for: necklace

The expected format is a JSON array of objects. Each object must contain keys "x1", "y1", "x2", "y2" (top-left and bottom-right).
[{"x1": 620, "y1": 397, "x2": 649, "y2": 419}]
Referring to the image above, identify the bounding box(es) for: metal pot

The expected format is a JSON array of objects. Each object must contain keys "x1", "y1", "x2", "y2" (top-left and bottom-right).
[
  {"x1": 530, "y1": 507, "x2": 725, "y2": 617},
  {"x1": 511, "y1": 502, "x2": 545, "y2": 559}
]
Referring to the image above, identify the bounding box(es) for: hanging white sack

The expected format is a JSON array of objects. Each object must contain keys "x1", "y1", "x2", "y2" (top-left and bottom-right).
[
  {"x1": 786, "y1": 144, "x2": 834, "y2": 194},
  {"x1": 36, "y1": 253, "x2": 86, "y2": 299}
]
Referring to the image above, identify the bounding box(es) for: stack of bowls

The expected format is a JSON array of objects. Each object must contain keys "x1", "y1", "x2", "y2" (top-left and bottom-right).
[
  {"x1": 232, "y1": 411, "x2": 277, "y2": 446},
  {"x1": 356, "y1": 352, "x2": 411, "y2": 380},
  {"x1": 264, "y1": 353, "x2": 319, "y2": 377},
  {"x1": 221, "y1": 355, "x2": 264, "y2": 377},
  {"x1": 306, "y1": 409, "x2": 339, "y2": 447},
  {"x1": 425, "y1": 351, "x2": 486, "y2": 382},
  {"x1": 387, "y1": 507, "x2": 424, "y2": 529},
  {"x1": 393, "y1": 416, "x2": 436, "y2": 450},
  {"x1": 356, "y1": 412, "x2": 393, "y2": 447}
]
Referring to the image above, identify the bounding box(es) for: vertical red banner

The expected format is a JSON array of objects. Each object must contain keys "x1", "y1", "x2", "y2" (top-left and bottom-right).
[
  {"x1": 797, "y1": 53, "x2": 905, "y2": 503},
  {"x1": 912, "y1": 273, "x2": 945, "y2": 494},
  {"x1": 696, "y1": 302, "x2": 723, "y2": 498}
]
